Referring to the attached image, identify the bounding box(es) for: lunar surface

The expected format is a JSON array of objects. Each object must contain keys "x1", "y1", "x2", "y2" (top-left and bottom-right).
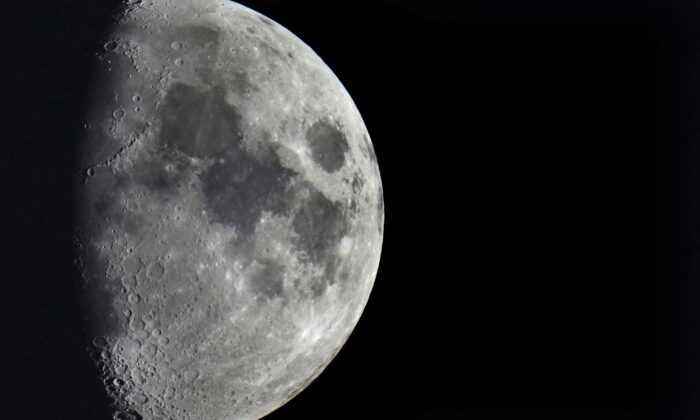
[{"x1": 74, "y1": 1, "x2": 383, "y2": 419}]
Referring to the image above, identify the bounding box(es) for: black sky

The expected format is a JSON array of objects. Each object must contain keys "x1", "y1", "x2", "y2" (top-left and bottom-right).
[{"x1": 1, "y1": 0, "x2": 696, "y2": 418}]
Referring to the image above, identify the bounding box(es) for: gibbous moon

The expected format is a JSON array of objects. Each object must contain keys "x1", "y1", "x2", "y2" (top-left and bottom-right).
[{"x1": 75, "y1": 0, "x2": 383, "y2": 419}]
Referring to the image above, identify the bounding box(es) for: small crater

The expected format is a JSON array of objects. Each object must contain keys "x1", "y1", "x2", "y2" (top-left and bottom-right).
[
  {"x1": 122, "y1": 255, "x2": 142, "y2": 274},
  {"x1": 121, "y1": 275, "x2": 137, "y2": 288},
  {"x1": 306, "y1": 120, "x2": 349, "y2": 173},
  {"x1": 127, "y1": 152, "x2": 190, "y2": 195},
  {"x1": 104, "y1": 40, "x2": 118, "y2": 51},
  {"x1": 141, "y1": 343, "x2": 157, "y2": 357},
  {"x1": 129, "y1": 392, "x2": 148, "y2": 404},
  {"x1": 259, "y1": 15, "x2": 274, "y2": 26},
  {"x1": 92, "y1": 336, "x2": 108, "y2": 348},
  {"x1": 113, "y1": 109, "x2": 126, "y2": 119},
  {"x1": 183, "y1": 369, "x2": 200, "y2": 383},
  {"x1": 129, "y1": 319, "x2": 145, "y2": 330},
  {"x1": 170, "y1": 41, "x2": 183, "y2": 50},
  {"x1": 146, "y1": 261, "x2": 164, "y2": 279},
  {"x1": 114, "y1": 410, "x2": 142, "y2": 420}
]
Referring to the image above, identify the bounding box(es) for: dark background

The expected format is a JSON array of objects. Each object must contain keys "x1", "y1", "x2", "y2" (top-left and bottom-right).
[{"x1": 0, "y1": 0, "x2": 695, "y2": 418}]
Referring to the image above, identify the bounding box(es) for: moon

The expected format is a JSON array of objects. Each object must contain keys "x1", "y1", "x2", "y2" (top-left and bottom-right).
[{"x1": 74, "y1": 1, "x2": 383, "y2": 419}]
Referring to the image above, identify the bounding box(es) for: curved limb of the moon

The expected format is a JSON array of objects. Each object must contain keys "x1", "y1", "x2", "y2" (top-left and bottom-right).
[{"x1": 76, "y1": 1, "x2": 383, "y2": 419}]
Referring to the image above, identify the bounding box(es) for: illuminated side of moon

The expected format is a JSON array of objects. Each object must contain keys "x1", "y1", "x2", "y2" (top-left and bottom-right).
[{"x1": 75, "y1": 1, "x2": 383, "y2": 419}]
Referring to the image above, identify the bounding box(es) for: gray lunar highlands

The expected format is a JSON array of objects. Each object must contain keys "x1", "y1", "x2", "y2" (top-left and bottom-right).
[{"x1": 75, "y1": 0, "x2": 383, "y2": 419}]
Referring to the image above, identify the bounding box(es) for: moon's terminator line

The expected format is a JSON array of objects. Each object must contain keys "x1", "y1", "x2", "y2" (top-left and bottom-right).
[{"x1": 75, "y1": 1, "x2": 383, "y2": 419}]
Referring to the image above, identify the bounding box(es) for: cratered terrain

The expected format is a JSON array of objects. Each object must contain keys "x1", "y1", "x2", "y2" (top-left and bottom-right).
[{"x1": 75, "y1": 1, "x2": 383, "y2": 418}]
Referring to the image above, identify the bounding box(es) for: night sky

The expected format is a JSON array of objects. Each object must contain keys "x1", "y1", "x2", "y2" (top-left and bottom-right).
[{"x1": 1, "y1": 0, "x2": 695, "y2": 418}]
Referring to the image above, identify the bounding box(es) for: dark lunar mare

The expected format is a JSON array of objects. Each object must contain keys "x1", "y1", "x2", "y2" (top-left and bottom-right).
[
  {"x1": 201, "y1": 144, "x2": 297, "y2": 236},
  {"x1": 288, "y1": 181, "x2": 350, "y2": 296},
  {"x1": 158, "y1": 83, "x2": 242, "y2": 158},
  {"x1": 157, "y1": 80, "x2": 352, "y2": 299},
  {"x1": 292, "y1": 186, "x2": 347, "y2": 265},
  {"x1": 248, "y1": 259, "x2": 286, "y2": 299},
  {"x1": 305, "y1": 120, "x2": 349, "y2": 173}
]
